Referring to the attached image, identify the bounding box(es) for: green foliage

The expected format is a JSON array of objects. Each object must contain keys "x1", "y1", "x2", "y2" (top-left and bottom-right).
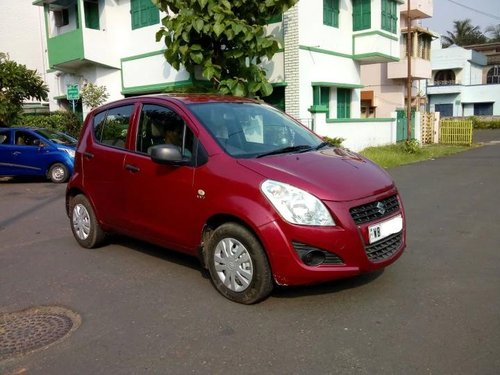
[
  {"x1": 322, "y1": 136, "x2": 345, "y2": 147},
  {"x1": 12, "y1": 111, "x2": 82, "y2": 138},
  {"x1": 485, "y1": 24, "x2": 500, "y2": 43},
  {"x1": 0, "y1": 53, "x2": 48, "y2": 127},
  {"x1": 442, "y1": 19, "x2": 487, "y2": 47},
  {"x1": 153, "y1": 0, "x2": 298, "y2": 97},
  {"x1": 403, "y1": 139, "x2": 421, "y2": 154},
  {"x1": 361, "y1": 143, "x2": 470, "y2": 169},
  {"x1": 468, "y1": 116, "x2": 500, "y2": 129},
  {"x1": 81, "y1": 82, "x2": 110, "y2": 110}
]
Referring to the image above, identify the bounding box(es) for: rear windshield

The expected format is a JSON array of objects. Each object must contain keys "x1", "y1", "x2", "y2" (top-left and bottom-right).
[
  {"x1": 188, "y1": 102, "x2": 322, "y2": 158},
  {"x1": 35, "y1": 129, "x2": 77, "y2": 146}
]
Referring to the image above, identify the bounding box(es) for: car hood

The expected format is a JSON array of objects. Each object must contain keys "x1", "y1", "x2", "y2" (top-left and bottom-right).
[{"x1": 237, "y1": 147, "x2": 395, "y2": 202}]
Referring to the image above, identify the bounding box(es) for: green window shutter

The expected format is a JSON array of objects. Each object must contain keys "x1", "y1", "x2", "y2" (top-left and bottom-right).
[
  {"x1": 311, "y1": 86, "x2": 329, "y2": 114},
  {"x1": 320, "y1": 87, "x2": 330, "y2": 108},
  {"x1": 267, "y1": 13, "x2": 283, "y2": 24},
  {"x1": 131, "y1": 0, "x2": 159, "y2": 30},
  {"x1": 84, "y1": 1, "x2": 100, "y2": 30},
  {"x1": 382, "y1": 0, "x2": 397, "y2": 34},
  {"x1": 337, "y1": 89, "x2": 351, "y2": 119},
  {"x1": 391, "y1": 1, "x2": 398, "y2": 33},
  {"x1": 323, "y1": 0, "x2": 339, "y2": 27},
  {"x1": 353, "y1": 0, "x2": 371, "y2": 31},
  {"x1": 131, "y1": 0, "x2": 140, "y2": 29},
  {"x1": 381, "y1": 0, "x2": 388, "y2": 31}
]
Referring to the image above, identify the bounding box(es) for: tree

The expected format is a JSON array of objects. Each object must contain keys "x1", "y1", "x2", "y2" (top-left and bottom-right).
[
  {"x1": 0, "y1": 53, "x2": 48, "y2": 127},
  {"x1": 81, "y1": 82, "x2": 110, "y2": 110},
  {"x1": 153, "y1": 0, "x2": 298, "y2": 98},
  {"x1": 442, "y1": 19, "x2": 487, "y2": 47},
  {"x1": 485, "y1": 24, "x2": 500, "y2": 43}
]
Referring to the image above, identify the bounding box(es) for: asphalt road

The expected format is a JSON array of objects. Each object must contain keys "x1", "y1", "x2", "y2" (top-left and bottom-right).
[{"x1": 1, "y1": 131, "x2": 499, "y2": 374}]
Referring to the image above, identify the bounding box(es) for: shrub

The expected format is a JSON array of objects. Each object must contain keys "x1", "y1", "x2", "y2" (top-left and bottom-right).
[
  {"x1": 403, "y1": 139, "x2": 421, "y2": 154},
  {"x1": 12, "y1": 111, "x2": 82, "y2": 137},
  {"x1": 322, "y1": 136, "x2": 345, "y2": 147},
  {"x1": 469, "y1": 116, "x2": 500, "y2": 129}
]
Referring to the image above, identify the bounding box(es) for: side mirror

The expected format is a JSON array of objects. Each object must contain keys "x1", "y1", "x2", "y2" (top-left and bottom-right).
[{"x1": 149, "y1": 144, "x2": 189, "y2": 166}]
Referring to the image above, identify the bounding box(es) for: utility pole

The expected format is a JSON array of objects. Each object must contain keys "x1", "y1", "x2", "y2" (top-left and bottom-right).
[{"x1": 406, "y1": 0, "x2": 412, "y2": 140}]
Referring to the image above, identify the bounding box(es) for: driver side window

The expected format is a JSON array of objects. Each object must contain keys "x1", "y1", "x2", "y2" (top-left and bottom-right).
[{"x1": 136, "y1": 104, "x2": 194, "y2": 157}]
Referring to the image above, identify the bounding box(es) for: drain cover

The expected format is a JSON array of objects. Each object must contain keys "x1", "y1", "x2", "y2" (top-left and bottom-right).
[{"x1": 0, "y1": 306, "x2": 81, "y2": 361}]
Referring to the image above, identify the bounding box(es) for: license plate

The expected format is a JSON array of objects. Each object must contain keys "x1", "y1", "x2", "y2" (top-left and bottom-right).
[{"x1": 368, "y1": 214, "x2": 403, "y2": 244}]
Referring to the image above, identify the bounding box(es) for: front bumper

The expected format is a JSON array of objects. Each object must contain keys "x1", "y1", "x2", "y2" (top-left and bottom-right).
[{"x1": 258, "y1": 189, "x2": 406, "y2": 286}]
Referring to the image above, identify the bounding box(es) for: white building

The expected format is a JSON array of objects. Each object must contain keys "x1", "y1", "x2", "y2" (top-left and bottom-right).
[
  {"x1": 32, "y1": 0, "x2": 408, "y2": 150},
  {"x1": 360, "y1": 0, "x2": 434, "y2": 118},
  {"x1": 0, "y1": 0, "x2": 50, "y2": 112},
  {"x1": 425, "y1": 41, "x2": 500, "y2": 117}
]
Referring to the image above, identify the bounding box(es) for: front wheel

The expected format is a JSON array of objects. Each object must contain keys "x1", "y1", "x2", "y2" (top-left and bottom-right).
[
  {"x1": 48, "y1": 163, "x2": 68, "y2": 183},
  {"x1": 206, "y1": 223, "x2": 273, "y2": 304},
  {"x1": 69, "y1": 194, "x2": 106, "y2": 248}
]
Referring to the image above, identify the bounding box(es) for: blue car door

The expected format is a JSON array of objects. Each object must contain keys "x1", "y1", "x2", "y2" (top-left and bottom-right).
[
  {"x1": 0, "y1": 129, "x2": 15, "y2": 175},
  {"x1": 8, "y1": 130, "x2": 47, "y2": 177}
]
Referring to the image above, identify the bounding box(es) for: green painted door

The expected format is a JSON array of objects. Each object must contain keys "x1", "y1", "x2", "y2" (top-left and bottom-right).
[{"x1": 396, "y1": 110, "x2": 415, "y2": 141}]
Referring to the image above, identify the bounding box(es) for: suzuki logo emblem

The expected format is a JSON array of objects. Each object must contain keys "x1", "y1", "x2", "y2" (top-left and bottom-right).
[{"x1": 376, "y1": 202, "x2": 386, "y2": 215}]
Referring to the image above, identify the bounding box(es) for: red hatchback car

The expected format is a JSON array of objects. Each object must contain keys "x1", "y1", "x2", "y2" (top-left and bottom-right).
[{"x1": 66, "y1": 94, "x2": 406, "y2": 304}]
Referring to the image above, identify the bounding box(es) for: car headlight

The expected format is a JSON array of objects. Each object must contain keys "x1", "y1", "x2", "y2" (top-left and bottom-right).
[
  {"x1": 261, "y1": 179, "x2": 335, "y2": 226},
  {"x1": 59, "y1": 148, "x2": 75, "y2": 158}
]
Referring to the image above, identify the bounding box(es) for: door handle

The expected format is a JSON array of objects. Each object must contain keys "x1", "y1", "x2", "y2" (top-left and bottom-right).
[
  {"x1": 12, "y1": 151, "x2": 21, "y2": 156},
  {"x1": 83, "y1": 152, "x2": 94, "y2": 159},
  {"x1": 125, "y1": 164, "x2": 140, "y2": 173}
]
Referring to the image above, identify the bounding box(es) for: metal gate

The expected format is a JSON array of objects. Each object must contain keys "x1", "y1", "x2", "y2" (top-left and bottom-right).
[{"x1": 396, "y1": 110, "x2": 415, "y2": 141}]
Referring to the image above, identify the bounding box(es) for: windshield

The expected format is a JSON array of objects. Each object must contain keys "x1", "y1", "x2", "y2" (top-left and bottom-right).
[
  {"x1": 35, "y1": 129, "x2": 77, "y2": 146},
  {"x1": 188, "y1": 102, "x2": 323, "y2": 158}
]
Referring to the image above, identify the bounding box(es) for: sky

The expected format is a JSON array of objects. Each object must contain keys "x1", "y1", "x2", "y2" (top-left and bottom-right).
[{"x1": 420, "y1": 0, "x2": 500, "y2": 37}]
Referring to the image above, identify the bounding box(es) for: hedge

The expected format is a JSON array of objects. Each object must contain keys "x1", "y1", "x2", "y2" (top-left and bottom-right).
[
  {"x1": 11, "y1": 111, "x2": 82, "y2": 137},
  {"x1": 468, "y1": 116, "x2": 500, "y2": 129}
]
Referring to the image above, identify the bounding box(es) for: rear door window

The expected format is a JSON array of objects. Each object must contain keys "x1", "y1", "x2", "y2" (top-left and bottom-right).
[{"x1": 93, "y1": 105, "x2": 134, "y2": 149}]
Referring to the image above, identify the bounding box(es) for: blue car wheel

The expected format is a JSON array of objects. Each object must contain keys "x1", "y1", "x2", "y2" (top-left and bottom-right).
[{"x1": 48, "y1": 163, "x2": 68, "y2": 183}]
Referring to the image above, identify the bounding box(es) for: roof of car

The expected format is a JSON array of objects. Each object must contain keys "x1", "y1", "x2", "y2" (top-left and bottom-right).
[{"x1": 100, "y1": 93, "x2": 259, "y2": 108}]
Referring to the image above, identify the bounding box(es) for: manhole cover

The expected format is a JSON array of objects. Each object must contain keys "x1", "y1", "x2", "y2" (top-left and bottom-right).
[{"x1": 0, "y1": 306, "x2": 81, "y2": 361}]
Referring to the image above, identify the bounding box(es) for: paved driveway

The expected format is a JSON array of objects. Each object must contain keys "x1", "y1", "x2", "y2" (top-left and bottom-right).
[{"x1": 1, "y1": 132, "x2": 499, "y2": 374}]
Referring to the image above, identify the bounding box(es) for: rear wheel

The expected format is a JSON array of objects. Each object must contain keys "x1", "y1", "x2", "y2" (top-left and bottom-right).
[
  {"x1": 48, "y1": 163, "x2": 68, "y2": 183},
  {"x1": 206, "y1": 223, "x2": 273, "y2": 304},
  {"x1": 69, "y1": 194, "x2": 106, "y2": 248}
]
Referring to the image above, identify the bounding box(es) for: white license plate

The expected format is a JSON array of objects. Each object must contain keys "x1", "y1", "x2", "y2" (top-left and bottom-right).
[{"x1": 368, "y1": 214, "x2": 403, "y2": 244}]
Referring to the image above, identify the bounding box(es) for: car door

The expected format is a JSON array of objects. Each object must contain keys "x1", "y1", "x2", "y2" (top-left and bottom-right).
[
  {"x1": 6, "y1": 130, "x2": 47, "y2": 177},
  {"x1": 80, "y1": 104, "x2": 135, "y2": 229},
  {"x1": 122, "y1": 102, "x2": 200, "y2": 251},
  {"x1": 0, "y1": 129, "x2": 15, "y2": 175}
]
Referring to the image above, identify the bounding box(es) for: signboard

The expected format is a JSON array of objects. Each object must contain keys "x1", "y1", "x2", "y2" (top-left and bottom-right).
[{"x1": 66, "y1": 84, "x2": 80, "y2": 100}]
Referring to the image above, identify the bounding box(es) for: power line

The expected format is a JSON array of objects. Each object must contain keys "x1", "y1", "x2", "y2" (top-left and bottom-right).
[{"x1": 445, "y1": 0, "x2": 500, "y2": 22}]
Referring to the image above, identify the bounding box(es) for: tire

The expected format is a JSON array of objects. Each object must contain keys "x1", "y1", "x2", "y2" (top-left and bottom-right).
[
  {"x1": 48, "y1": 163, "x2": 69, "y2": 183},
  {"x1": 69, "y1": 194, "x2": 106, "y2": 249},
  {"x1": 206, "y1": 223, "x2": 273, "y2": 304}
]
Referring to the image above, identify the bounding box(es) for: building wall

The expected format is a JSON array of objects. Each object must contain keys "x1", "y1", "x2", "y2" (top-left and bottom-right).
[
  {"x1": 0, "y1": 0, "x2": 50, "y2": 110},
  {"x1": 427, "y1": 43, "x2": 500, "y2": 117}
]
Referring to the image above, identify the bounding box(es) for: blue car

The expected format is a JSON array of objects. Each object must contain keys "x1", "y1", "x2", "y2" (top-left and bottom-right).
[{"x1": 0, "y1": 127, "x2": 76, "y2": 183}]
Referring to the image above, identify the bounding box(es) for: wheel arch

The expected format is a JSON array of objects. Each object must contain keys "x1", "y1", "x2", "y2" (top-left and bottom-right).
[{"x1": 198, "y1": 214, "x2": 272, "y2": 274}]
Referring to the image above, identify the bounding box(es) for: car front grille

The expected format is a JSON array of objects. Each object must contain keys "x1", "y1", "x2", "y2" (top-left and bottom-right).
[
  {"x1": 365, "y1": 232, "x2": 402, "y2": 263},
  {"x1": 349, "y1": 195, "x2": 400, "y2": 225}
]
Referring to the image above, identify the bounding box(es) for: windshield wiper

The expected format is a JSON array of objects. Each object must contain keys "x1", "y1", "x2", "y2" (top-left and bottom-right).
[
  {"x1": 256, "y1": 145, "x2": 313, "y2": 158},
  {"x1": 314, "y1": 141, "x2": 331, "y2": 150}
]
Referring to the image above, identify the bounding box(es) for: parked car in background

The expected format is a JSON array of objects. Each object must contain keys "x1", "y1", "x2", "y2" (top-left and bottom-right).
[
  {"x1": 0, "y1": 127, "x2": 76, "y2": 183},
  {"x1": 66, "y1": 94, "x2": 406, "y2": 304}
]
